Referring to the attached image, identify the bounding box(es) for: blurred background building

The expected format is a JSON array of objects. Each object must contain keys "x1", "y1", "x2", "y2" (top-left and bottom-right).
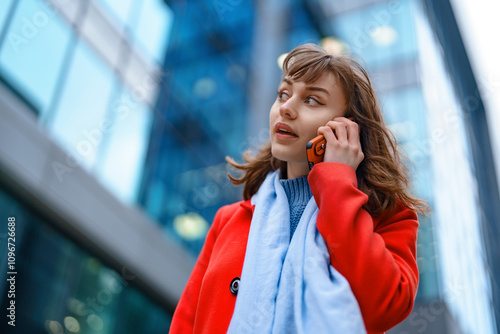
[{"x1": 0, "y1": 0, "x2": 498, "y2": 333}]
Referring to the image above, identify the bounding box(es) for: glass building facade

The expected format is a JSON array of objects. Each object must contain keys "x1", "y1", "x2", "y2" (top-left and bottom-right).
[
  {"x1": 0, "y1": 0, "x2": 498, "y2": 333},
  {"x1": 138, "y1": 0, "x2": 256, "y2": 254},
  {"x1": 0, "y1": 0, "x2": 181, "y2": 333},
  {"x1": 0, "y1": 187, "x2": 171, "y2": 333}
]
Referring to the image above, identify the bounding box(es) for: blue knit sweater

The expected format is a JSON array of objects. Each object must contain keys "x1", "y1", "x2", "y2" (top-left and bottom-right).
[{"x1": 279, "y1": 176, "x2": 313, "y2": 240}]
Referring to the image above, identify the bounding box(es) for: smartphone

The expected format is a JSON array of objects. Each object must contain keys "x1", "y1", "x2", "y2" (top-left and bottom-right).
[{"x1": 306, "y1": 117, "x2": 354, "y2": 170}]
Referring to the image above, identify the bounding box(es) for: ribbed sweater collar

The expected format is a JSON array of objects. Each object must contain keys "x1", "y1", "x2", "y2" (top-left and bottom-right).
[{"x1": 279, "y1": 176, "x2": 313, "y2": 208}]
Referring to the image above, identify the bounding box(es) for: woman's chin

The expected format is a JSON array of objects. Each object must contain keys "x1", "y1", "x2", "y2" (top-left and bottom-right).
[
  {"x1": 270, "y1": 148, "x2": 289, "y2": 162},
  {"x1": 271, "y1": 151, "x2": 305, "y2": 165}
]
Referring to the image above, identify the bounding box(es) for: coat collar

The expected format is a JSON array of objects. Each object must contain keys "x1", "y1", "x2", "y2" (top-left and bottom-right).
[{"x1": 240, "y1": 199, "x2": 254, "y2": 212}]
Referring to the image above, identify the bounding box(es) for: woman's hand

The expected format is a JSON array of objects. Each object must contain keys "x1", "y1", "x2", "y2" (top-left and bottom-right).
[{"x1": 317, "y1": 117, "x2": 364, "y2": 171}]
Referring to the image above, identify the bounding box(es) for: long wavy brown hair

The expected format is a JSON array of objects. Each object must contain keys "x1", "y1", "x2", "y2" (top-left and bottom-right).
[{"x1": 226, "y1": 43, "x2": 428, "y2": 216}]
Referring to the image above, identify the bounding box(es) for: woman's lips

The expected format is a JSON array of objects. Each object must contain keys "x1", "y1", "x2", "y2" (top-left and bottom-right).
[
  {"x1": 275, "y1": 132, "x2": 298, "y2": 140},
  {"x1": 274, "y1": 122, "x2": 298, "y2": 137}
]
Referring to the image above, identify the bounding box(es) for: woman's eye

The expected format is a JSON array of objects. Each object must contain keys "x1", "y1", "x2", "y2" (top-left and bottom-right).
[
  {"x1": 277, "y1": 91, "x2": 289, "y2": 101},
  {"x1": 305, "y1": 97, "x2": 324, "y2": 106}
]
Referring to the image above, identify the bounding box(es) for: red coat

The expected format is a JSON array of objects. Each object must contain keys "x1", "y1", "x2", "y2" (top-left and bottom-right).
[{"x1": 170, "y1": 162, "x2": 419, "y2": 334}]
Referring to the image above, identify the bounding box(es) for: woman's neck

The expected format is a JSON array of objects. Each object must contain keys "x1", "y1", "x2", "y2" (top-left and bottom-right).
[{"x1": 286, "y1": 161, "x2": 309, "y2": 179}]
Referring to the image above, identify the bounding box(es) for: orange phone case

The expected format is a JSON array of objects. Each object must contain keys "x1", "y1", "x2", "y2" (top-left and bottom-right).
[{"x1": 306, "y1": 117, "x2": 354, "y2": 170}]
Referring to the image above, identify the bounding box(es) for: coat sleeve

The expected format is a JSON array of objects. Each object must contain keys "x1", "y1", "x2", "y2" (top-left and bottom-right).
[
  {"x1": 308, "y1": 162, "x2": 419, "y2": 333},
  {"x1": 169, "y1": 207, "x2": 224, "y2": 333}
]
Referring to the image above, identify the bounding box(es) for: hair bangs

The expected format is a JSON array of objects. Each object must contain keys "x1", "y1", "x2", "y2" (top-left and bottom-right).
[{"x1": 283, "y1": 51, "x2": 333, "y2": 83}]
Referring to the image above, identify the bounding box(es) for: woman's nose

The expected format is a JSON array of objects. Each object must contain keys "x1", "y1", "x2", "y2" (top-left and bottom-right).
[{"x1": 279, "y1": 99, "x2": 297, "y2": 119}]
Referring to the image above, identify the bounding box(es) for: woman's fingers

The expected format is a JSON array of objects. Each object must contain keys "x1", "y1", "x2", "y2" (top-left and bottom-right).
[
  {"x1": 326, "y1": 120, "x2": 348, "y2": 144},
  {"x1": 316, "y1": 117, "x2": 364, "y2": 171},
  {"x1": 317, "y1": 125, "x2": 337, "y2": 143}
]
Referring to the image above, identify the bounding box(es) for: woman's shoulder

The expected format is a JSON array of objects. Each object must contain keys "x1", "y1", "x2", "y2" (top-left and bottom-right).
[
  {"x1": 216, "y1": 199, "x2": 252, "y2": 216},
  {"x1": 210, "y1": 199, "x2": 253, "y2": 235}
]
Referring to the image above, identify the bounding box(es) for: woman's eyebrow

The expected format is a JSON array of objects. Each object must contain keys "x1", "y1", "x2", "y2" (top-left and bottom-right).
[
  {"x1": 281, "y1": 77, "x2": 330, "y2": 96},
  {"x1": 282, "y1": 78, "x2": 294, "y2": 86},
  {"x1": 306, "y1": 86, "x2": 330, "y2": 96}
]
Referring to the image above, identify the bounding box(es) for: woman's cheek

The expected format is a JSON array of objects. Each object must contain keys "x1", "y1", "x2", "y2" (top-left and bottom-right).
[{"x1": 304, "y1": 127, "x2": 319, "y2": 142}]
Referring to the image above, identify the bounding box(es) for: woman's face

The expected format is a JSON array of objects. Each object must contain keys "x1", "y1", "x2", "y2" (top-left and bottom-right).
[{"x1": 269, "y1": 72, "x2": 347, "y2": 164}]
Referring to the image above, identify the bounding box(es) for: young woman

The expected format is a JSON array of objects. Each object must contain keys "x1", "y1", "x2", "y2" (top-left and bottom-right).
[{"x1": 170, "y1": 43, "x2": 427, "y2": 334}]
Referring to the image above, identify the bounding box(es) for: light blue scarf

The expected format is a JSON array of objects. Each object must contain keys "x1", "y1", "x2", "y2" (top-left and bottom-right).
[{"x1": 227, "y1": 170, "x2": 366, "y2": 334}]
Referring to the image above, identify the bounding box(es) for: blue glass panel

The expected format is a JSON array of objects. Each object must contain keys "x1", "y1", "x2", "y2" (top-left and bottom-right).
[
  {"x1": 0, "y1": 0, "x2": 72, "y2": 112},
  {"x1": 0, "y1": 186, "x2": 172, "y2": 333},
  {"x1": 136, "y1": 0, "x2": 256, "y2": 255},
  {"x1": 0, "y1": 0, "x2": 14, "y2": 35},
  {"x1": 380, "y1": 85, "x2": 428, "y2": 143},
  {"x1": 99, "y1": 0, "x2": 135, "y2": 27},
  {"x1": 95, "y1": 91, "x2": 153, "y2": 204},
  {"x1": 132, "y1": 0, "x2": 173, "y2": 63},
  {"x1": 47, "y1": 39, "x2": 116, "y2": 170},
  {"x1": 202, "y1": 0, "x2": 253, "y2": 28},
  {"x1": 331, "y1": 0, "x2": 417, "y2": 68}
]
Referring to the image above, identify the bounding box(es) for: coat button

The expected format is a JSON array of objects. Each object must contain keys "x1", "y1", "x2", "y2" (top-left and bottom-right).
[{"x1": 230, "y1": 277, "x2": 240, "y2": 295}]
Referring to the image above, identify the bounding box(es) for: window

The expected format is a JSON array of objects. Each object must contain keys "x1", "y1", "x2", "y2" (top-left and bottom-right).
[
  {"x1": 99, "y1": 0, "x2": 135, "y2": 27},
  {"x1": 95, "y1": 90, "x2": 153, "y2": 204},
  {"x1": 0, "y1": 0, "x2": 14, "y2": 36},
  {"x1": 0, "y1": 187, "x2": 172, "y2": 333},
  {"x1": 381, "y1": 85, "x2": 427, "y2": 143},
  {"x1": 0, "y1": 0, "x2": 73, "y2": 114},
  {"x1": 331, "y1": 0, "x2": 417, "y2": 68},
  {"x1": 130, "y1": 0, "x2": 173, "y2": 63},
  {"x1": 46, "y1": 39, "x2": 116, "y2": 171}
]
